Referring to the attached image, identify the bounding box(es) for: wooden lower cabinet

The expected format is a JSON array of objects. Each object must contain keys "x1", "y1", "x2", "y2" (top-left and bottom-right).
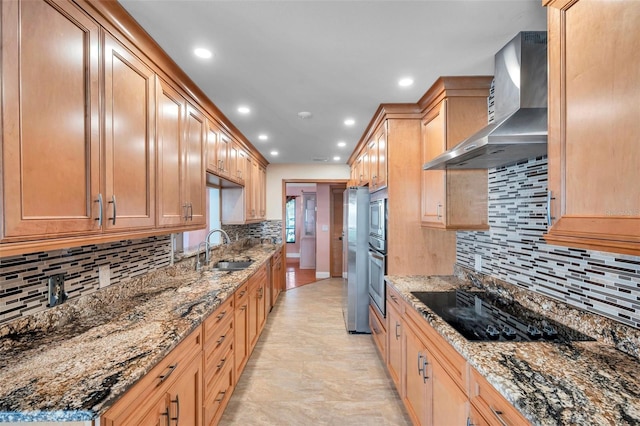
[
  {"x1": 101, "y1": 329, "x2": 202, "y2": 425},
  {"x1": 234, "y1": 282, "x2": 250, "y2": 378},
  {"x1": 403, "y1": 320, "x2": 432, "y2": 425},
  {"x1": 104, "y1": 259, "x2": 279, "y2": 426},
  {"x1": 469, "y1": 367, "x2": 529, "y2": 426},
  {"x1": 386, "y1": 302, "x2": 402, "y2": 391},
  {"x1": 369, "y1": 304, "x2": 386, "y2": 359},
  {"x1": 269, "y1": 247, "x2": 284, "y2": 309},
  {"x1": 248, "y1": 264, "x2": 268, "y2": 351},
  {"x1": 380, "y1": 287, "x2": 530, "y2": 426}
]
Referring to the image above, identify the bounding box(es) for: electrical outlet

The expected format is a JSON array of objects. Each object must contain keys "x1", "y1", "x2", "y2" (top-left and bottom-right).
[
  {"x1": 474, "y1": 254, "x2": 482, "y2": 272},
  {"x1": 47, "y1": 274, "x2": 68, "y2": 307},
  {"x1": 99, "y1": 265, "x2": 111, "y2": 288}
]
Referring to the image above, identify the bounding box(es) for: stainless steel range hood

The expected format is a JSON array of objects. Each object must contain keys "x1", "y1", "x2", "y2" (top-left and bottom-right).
[{"x1": 423, "y1": 31, "x2": 548, "y2": 170}]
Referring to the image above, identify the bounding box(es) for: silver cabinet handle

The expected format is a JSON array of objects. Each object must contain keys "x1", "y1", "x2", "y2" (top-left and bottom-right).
[
  {"x1": 188, "y1": 203, "x2": 193, "y2": 221},
  {"x1": 108, "y1": 195, "x2": 116, "y2": 225},
  {"x1": 395, "y1": 322, "x2": 401, "y2": 340},
  {"x1": 170, "y1": 394, "x2": 180, "y2": 425},
  {"x1": 417, "y1": 352, "x2": 429, "y2": 383},
  {"x1": 437, "y1": 203, "x2": 443, "y2": 220},
  {"x1": 546, "y1": 190, "x2": 555, "y2": 227},
  {"x1": 215, "y1": 390, "x2": 226, "y2": 403},
  {"x1": 467, "y1": 418, "x2": 476, "y2": 426},
  {"x1": 490, "y1": 406, "x2": 509, "y2": 426},
  {"x1": 158, "y1": 363, "x2": 178, "y2": 383},
  {"x1": 161, "y1": 407, "x2": 170, "y2": 426},
  {"x1": 95, "y1": 194, "x2": 103, "y2": 227},
  {"x1": 216, "y1": 334, "x2": 226, "y2": 346}
]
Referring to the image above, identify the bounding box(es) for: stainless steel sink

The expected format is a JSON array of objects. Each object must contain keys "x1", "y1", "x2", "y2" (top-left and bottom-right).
[{"x1": 212, "y1": 261, "x2": 253, "y2": 271}]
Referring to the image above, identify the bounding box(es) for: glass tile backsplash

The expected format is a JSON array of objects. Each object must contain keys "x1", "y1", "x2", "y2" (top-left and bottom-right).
[{"x1": 457, "y1": 157, "x2": 640, "y2": 328}]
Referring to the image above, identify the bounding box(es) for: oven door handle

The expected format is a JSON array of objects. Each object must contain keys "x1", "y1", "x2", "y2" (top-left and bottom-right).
[{"x1": 369, "y1": 250, "x2": 384, "y2": 263}]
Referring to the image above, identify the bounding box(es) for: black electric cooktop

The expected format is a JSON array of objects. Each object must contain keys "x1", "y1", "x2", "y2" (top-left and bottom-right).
[{"x1": 411, "y1": 290, "x2": 595, "y2": 343}]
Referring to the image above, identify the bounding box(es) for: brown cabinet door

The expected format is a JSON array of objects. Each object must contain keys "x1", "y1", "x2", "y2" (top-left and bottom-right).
[
  {"x1": 1, "y1": 0, "x2": 101, "y2": 240},
  {"x1": 258, "y1": 165, "x2": 267, "y2": 219},
  {"x1": 104, "y1": 34, "x2": 156, "y2": 231},
  {"x1": 421, "y1": 100, "x2": 447, "y2": 228},
  {"x1": 228, "y1": 142, "x2": 239, "y2": 183},
  {"x1": 387, "y1": 303, "x2": 403, "y2": 391},
  {"x1": 375, "y1": 125, "x2": 388, "y2": 190},
  {"x1": 136, "y1": 394, "x2": 170, "y2": 426},
  {"x1": 545, "y1": 0, "x2": 640, "y2": 255},
  {"x1": 184, "y1": 104, "x2": 206, "y2": 226},
  {"x1": 432, "y1": 358, "x2": 469, "y2": 425},
  {"x1": 167, "y1": 354, "x2": 202, "y2": 426},
  {"x1": 234, "y1": 285, "x2": 250, "y2": 377},
  {"x1": 206, "y1": 119, "x2": 219, "y2": 174},
  {"x1": 217, "y1": 132, "x2": 231, "y2": 177},
  {"x1": 156, "y1": 78, "x2": 186, "y2": 227},
  {"x1": 403, "y1": 323, "x2": 430, "y2": 425}
]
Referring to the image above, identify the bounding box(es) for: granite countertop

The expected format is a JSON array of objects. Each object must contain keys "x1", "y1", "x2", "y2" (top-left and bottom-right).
[
  {"x1": 0, "y1": 243, "x2": 280, "y2": 422},
  {"x1": 385, "y1": 274, "x2": 640, "y2": 426}
]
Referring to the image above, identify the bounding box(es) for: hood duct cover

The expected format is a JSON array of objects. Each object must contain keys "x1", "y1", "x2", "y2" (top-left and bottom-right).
[{"x1": 423, "y1": 31, "x2": 548, "y2": 170}]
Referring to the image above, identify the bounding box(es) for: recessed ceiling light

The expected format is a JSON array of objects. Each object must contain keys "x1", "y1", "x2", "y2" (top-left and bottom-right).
[
  {"x1": 258, "y1": 134, "x2": 268, "y2": 141},
  {"x1": 337, "y1": 141, "x2": 346, "y2": 148},
  {"x1": 194, "y1": 47, "x2": 212, "y2": 59},
  {"x1": 237, "y1": 106, "x2": 250, "y2": 114},
  {"x1": 298, "y1": 111, "x2": 313, "y2": 119},
  {"x1": 270, "y1": 150, "x2": 278, "y2": 156},
  {"x1": 333, "y1": 156, "x2": 341, "y2": 161},
  {"x1": 344, "y1": 118, "x2": 355, "y2": 126},
  {"x1": 398, "y1": 77, "x2": 414, "y2": 87}
]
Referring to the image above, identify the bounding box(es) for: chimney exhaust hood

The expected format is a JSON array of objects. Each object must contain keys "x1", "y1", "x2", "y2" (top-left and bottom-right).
[{"x1": 423, "y1": 31, "x2": 548, "y2": 171}]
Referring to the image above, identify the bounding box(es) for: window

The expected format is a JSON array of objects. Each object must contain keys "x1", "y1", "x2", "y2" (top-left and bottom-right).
[{"x1": 285, "y1": 197, "x2": 296, "y2": 243}]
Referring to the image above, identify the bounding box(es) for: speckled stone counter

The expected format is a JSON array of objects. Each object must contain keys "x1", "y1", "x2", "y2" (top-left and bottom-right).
[
  {"x1": 385, "y1": 274, "x2": 640, "y2": 426},
  {"x1": 0, "y1": 243, "x2": 280, "y2": 422}
]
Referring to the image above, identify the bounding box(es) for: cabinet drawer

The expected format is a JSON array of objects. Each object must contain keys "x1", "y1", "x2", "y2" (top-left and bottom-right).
[
  {"x1": 203, "y1": 313, "x2": 233, "y2": 373},
  {"x1": 203, "y1": 333, "x2": 233, "y2": 400},
  {"x1": 235, "y1": 282, "x2": 249, "y2": 304},
  {"x1": 469, "y1": 367, "x2": 530, "y2": 426},
  {"x1": 204, "y1": 296, "x2": 234, "y2": 348},
  {"x1": 369, "y1": 304, "x2": 386, "y2": 358},
  {"x1": 203, "y1": 353, "x2": 234, "y2": 426},
  {"x1": 102, "y1": 327, "x2": 202, "y2": 425},
  {"x1": 386, "y1": 284, "x2": 404, "y2": 314}
]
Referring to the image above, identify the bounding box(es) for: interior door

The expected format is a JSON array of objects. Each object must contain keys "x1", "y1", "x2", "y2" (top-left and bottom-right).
[
  {"x1": 299, "y1": 192, "x2": 316, "y2": 269},
  {"x1": 330, "y1": 186, "x2": 345, "y2": 277}
]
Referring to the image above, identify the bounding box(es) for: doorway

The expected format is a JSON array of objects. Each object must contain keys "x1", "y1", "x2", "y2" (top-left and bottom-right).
[{"x1": 282, "y1": 180, "x2": 347, "y2": 283}]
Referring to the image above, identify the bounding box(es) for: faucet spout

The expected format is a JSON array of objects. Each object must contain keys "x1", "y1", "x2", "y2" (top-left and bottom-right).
[
  {"x1": 195, "y1": 241, "x2": 208, "y2": 271},
  {"x1": 204, "y1": 229, "x2": 231, "y2": 264}
]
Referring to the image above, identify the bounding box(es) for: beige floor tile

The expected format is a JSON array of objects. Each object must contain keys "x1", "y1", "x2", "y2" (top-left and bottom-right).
[{"x1": 218, "y1": 278, "x2": 411, "y2": 425}]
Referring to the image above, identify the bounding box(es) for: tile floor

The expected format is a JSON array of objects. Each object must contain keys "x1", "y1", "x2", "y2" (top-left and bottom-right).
[{"x1": 219, "y1": 278, "x2": 411, "y2": 425}]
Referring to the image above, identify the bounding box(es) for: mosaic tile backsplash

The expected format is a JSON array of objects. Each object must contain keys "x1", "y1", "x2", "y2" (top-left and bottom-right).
[
  {"x1": 0, "y1": 236, "x2": 171, "y2": 325},
  {"x1": 0, "y1": 220, "x2": 281, "y2": 326},
  {"x1": 457, "y1": 157, "x2": 640, "y2": 328}
]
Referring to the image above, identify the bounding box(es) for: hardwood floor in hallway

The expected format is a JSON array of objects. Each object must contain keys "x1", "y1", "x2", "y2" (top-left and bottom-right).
[{"x1": 219, "y1": 278, "x2": 411, "y2": 425}]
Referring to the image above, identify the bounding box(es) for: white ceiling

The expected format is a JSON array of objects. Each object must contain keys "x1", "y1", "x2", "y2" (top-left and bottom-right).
[{"x1": 118, "y1": 0, "x2": 546, "y2": 165}]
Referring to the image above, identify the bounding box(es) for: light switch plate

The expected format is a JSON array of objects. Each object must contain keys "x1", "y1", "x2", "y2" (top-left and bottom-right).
[{"x1": 99, "y1": 265, "x2": 111, "y2": 288}]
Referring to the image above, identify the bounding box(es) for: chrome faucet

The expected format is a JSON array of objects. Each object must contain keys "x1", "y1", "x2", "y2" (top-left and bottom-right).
[
  {"x1": 195, "y1": 241, "x2": 208, "y2": 271},
  {"x1": 204, "y1": 229, "x2": 231, "y2": 264}
]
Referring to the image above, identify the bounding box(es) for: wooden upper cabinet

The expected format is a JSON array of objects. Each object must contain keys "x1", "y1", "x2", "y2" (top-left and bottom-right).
[
  {"x1": 375, "y1": 125, "x2": 388, "y2": 191},
  {"x1": 206, "y1": 120, "x2": 219, "y2": 174},
  {"x1": 419, "y1": 77, "x2": 491, "y2": 230},
  {"x1": 217, "y1": 132, "x2": 232, "y2": 178},
  {"x1": 156, "y1": 84, "x2": 206, "y2": 228},
  {"x1": 184, "y1": 104, "x2": 207, "y2": 226},
  {"x1": 421, "y1": 101, "x2": 448, "y2": 227},
  {"x1": 544, "y1": 0, "x2": 640, "y2": 255},
  {"x1": 1, "y1": 0, "x2": 101, "y2": 241},
  {"x1": 104, "y1": 34, "x2": 156, "y2": 231},
  {"x1": 156, "y1": 78, "x2": 186, "y2": 228}
]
